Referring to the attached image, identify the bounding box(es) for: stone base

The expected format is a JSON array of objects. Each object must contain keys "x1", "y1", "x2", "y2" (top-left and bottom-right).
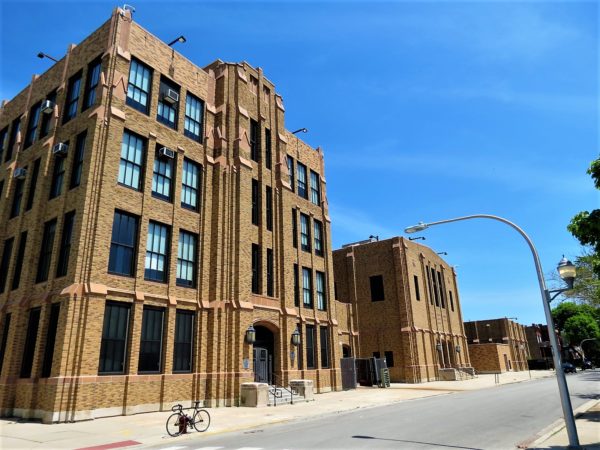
[
  {"x1": 240, "y1": 382, "x2": 269, "y2": 407},
  {"x1": 290, "y1": 379, "x2": 314, "y2": 401}
]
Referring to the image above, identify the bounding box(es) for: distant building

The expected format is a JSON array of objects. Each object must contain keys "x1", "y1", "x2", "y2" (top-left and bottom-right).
[{"x1": 525, "y1": 323, "x2": 553, "y2": 365}]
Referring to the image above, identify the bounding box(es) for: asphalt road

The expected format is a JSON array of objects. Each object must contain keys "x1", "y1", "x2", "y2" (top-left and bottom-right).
[{"x1": 151, "y1": 370, "x2": 599, "y2": 450}]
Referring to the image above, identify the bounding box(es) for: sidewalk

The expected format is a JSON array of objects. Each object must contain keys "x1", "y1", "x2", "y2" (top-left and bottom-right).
[{"x1": 0, "y1": 370, "x2": 555, "y2": 450}]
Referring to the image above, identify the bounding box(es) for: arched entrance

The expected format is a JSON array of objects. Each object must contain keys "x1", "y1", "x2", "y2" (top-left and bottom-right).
[
  {"x1": 253, "y1": 325, "x2": 275, "y2": 384},
  {"x1": 342, "y1": 344, "x2": 352, "y2": 358}
]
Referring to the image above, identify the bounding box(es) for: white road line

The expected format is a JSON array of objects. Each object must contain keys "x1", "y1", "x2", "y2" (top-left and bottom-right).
[
  {"x1": 160, "y1": 446, "x2": 187, "y2": 450},
  {"x1": 192, "y1": 447, "x2": 224, "y2": 450},
  {"x1": 235, "y1": 448, "x2": 263, "y2": 450}
]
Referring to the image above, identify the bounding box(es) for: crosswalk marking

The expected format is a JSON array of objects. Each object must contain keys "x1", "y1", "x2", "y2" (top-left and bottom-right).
[
  {"x1": 160, "y1": 447, "x2": 186, "y2": 450},
  {"x1": 235, "y1": 448, "x2": 263, "y2": 450},
  {"x1": 192, "y1": 447, "x2": 224, "y2": 450}
]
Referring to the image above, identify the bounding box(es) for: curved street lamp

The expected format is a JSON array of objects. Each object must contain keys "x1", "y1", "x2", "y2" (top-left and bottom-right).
[{"x1": 404, "y1": 214, "x2": 579, "y2": 448}]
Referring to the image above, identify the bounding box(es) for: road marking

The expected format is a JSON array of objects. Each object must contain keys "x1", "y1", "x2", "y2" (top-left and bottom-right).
[
  {"x1": 160, "y1": 447, "x2": 186, "y2": 450},
  {"x1": 235, "y1": 448, "x2": 263, "y2": 450},
  {"x1": 75, "y1": 441, "x2": 141, "y2": 450},
  {"x1": 192, "y1": 447, "x2": 224, "y2": 450}
]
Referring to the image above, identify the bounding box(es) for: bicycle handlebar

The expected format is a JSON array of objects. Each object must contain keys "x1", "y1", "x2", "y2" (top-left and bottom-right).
[{"x1": 171, "y1": 404, "x2": 183, "y2": 412}]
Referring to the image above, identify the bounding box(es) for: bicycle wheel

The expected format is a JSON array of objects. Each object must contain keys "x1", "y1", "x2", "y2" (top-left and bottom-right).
[
  {"x1": 193, "y1": 409, "x2": 211, "y2": 432},
  {"x1": 166, "y1": 412, "x2": 184, "y2": 437}
]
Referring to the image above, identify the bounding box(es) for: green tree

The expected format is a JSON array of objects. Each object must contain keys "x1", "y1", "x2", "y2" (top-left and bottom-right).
[
  {"x1": 552, "y1": 301, "x2": 583, "y2": 331},
  {"x1": 563, "y1": 313, "x2": 600, "y2": 346}
]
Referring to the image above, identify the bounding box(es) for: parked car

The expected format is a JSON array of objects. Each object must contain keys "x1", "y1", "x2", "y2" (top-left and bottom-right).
[
  {"x1": 562, "y1": 362, "x2": 576, "y2": 373},
  {"x1": 581, "y1": 359, "x2": 594, "y2": 370}
]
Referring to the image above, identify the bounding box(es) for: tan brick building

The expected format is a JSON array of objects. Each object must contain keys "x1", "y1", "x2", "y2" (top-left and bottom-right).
[
  {"x1": 464, "y1": 318, "x2": 530, "y2": 372},
  {"x1": 0, "y1": 7, "x2": 342, "y2": 423},
  {"x1": 333, "y1": 237, "x2": 473, "y2": 383}
]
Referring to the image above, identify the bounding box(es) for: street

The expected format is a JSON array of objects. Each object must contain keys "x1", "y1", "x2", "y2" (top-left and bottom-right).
[{"x1": 150, "y1": 371, "x2": 599, "y2": 450}]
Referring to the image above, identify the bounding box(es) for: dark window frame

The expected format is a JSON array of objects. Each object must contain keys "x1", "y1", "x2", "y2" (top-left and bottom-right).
[
  {"x1": 302, "y1": 267, "x2": 313, "y2": 308},
  {"x1": 6, "y1": 116, "x2": 21, "y2": 162},
  {"x1": 118, "y1": 130, "x2": 146, "y2": 191},
  {"x1": 173, "y1": 310, "x2": 194, "y2": 373},
  {"x1": 287, "y1": 155, "x2": 295, "y2": 192},
  {"x1": 316, "y1": 271, "x2": 327, "y2": 311},
  {"x1": 24, "y1": 102, "x2": 42, "y2": 148},
  {"x1": 184, "y1": 93, "x2": 204, "y2": 142},
  {"x1": 181, "y1": 158, "x2": 201, "y2": 211},
  {"x1": 300, "y1": 213, "x2": 311, "y2": 252},
  {"x1": 320, "y1": 326, "x2": 329, "y2": 368},
  {"x1": 108, "y1": 210, "x2": 139, "y2": 277},
  {"x1": 144, "y1": 221, "x2": 170, "y2": 283},
  {"x1": 0, "y1": 238, "x2": 15, "y2": 293},
  {"x1": 250, "y1": 119, "x2": 260, "y2": 162},
  {"x1": 11, "y1": 231, "x2": 27, "y2": 290},
  {"x1": 306, "y1": 324, "x2": 316, "y2": 369},
  {"x1": 251, "y1": 244, "x2": 261, "y2": 295},
  {"x1": 49, "y1": 150, "x2": 67, "y2": 199},
  {"x1": 25, "y1": 158, "x2": 41, "y2": 211},
  {"x1": 384, "y1": 350, "x2": 395, "y2": 368},
  {"x1": 63, "y1": 71, "x2": 82, "y2": 124},
  {"x1": 265, "y1": 128, "x2": 272, "y2": 169},
  {"x1": 98, "y1": 301, "x2": 131, "y2": 375},
  {"x1": 369, "y1": 275, "x2": 385, "y2": 302},
  {"x1": 56, "y1": 211, "x2": 76, "y2": 278},
  {"x1": 41, "y1": 303, "x2": 61, "y2": 378},
  {"x1": 314, "y1": 219, "x2": 324, "y2": 257},
  {"x1": 266, "y1": 248, "x2": 274, "y2": 297},
  {"x1": 20, "y1": 307, "x2": 41, "y2": 378},
  {"x1": 297, "y1": 162, "x2": 308, "y2": 199},
  {"x1": 176, "y1": 230, "x2": 197, "y2": 288},
  {"x1": 10, "y1": 177, "x2": 25, "y2": 218},
  {"x1": 414, "y1": 275, "x2": 421, "y2": 301},
  {"x1": 151, "y1": 145, "x2": 175, "y2": 202},
  {"x1": 126, "y1": 57, "x2": 153, "y2": 114},
  {"x1": 70, "y1": 130, "x2": 87, "y2": 189},
  {"x1": 36, "y1": 219, "x2": 57, "y2": 283},
  {"x1": 0, "y1": 313, "x2": 11, "y2": 376},
  {"x1": 82, "y1": 57, "x2": 102, "y2": 111},
  {"x1": 40, "y1": 91, "x2": 57, "y2": 139},
  {"x1": 265, "y1": 185, "x2": 273, "y2": 231},
  {"x1": 310, "y1": 170, "x2": 321, "y2": 206},
  {"x1": 138, "y1": 306, "x2": 165, "y2": 373},
  {"x1": 251, "y1": 179, "x2": 260, "y2": 226},
  {"x1": 294, "y1": 263, "x2": 300, "y2": 307},
  {"x1": 292, "y1": 209, "x2": 298, "y2": 248},
  {"x1": 156, "y1": 76, "x2": 180, "y2": 129},
  {"x1": 0, "y1": 126, "x2": 8, "y2": 162}
]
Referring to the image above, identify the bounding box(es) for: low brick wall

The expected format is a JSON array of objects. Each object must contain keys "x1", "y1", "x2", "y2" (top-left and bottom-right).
[{"x1": 468, "y1": 343, "x2": 512, "y2": 373}]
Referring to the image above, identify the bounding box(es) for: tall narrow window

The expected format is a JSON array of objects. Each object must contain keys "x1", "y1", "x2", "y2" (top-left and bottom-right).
[
  {"x1": 10, "y1": 177, "x2": 25, "y2": 218},
  {"x1": 305, "y1": 325, "x2": 315, "y2": 369},
  {"x1": 174, "y1": 310, "x2": 194, "y2": 373},
  {"x1": 0, "y1": 238, "x2": 14, "y2": 293},
  {"x1": 310, "y1": 170, "x2": 321, "y2": 206},
  {"x1": 0, "y1": 180, "x2": 3, "y2": 199},
  {"x1": 294, "y1": 263, "x2": 299, "y2": 307},
  {"x1": 6, "y1": 117, "x2": 20, "y2": 162},
  {"x1": 251, "y1": 179, "x2": 260, "y2": 226},
  {"x1": 292, "y1": 209, "x2": 298, "y2": 248},
  {"x1": 437, "y1": 271, "x2": 445, "y2": 308},
  {"x1": 83, "y1": 58, "x2": 102, "y2": 110},
  {"x1": 431, "y1": 267, "x2": 439, "y2": 307},
  {"x1": 0, "y1": 314, "x2": 11, "y2": 376},
  {"x1": 302, "y1": 267, "x2": 313, "y2": 308},
  {"x1": 20, "y1": 307, "x2": 41, "y2": 378},
  {"x1": 0, "y1": 127, "x2": 8, "y2": 162},
  {"x1": 63, "y1": 71, "x2": 82, "y2": 123},
  {"x1": 56, "y1": 211, "x2": 75, "y2": 278},
  {"x1": 24, "y1": 102, "x2": 41, "y2": 148},
  {"x1": 265, "y1": 186, "x2": 273, "y2": 231},
  {"x1": 426, "y1": 265, "x2": 434, "y2": 305},
  {"x1": 266, "y1": 248, "x2": 274, "y2": 297},
  {"x1": 108, "y1": 211, "x2": 139, "y2": 277},
  {"x1": 369, "y1": 275, "x2": 385, "y2": 302},
  {"x1": 152, "y1": 145, "x2": 174, "y2": 201},
  {"x1": 157, "y1": 77, "x2": 179, "y2": 129},
  {"x1": 36, "y1": 219, "x2": 57, "y2": 283},
  {"x1": 40, "y1": 91, "x2": 56, "y2": 138},
  {"x1": 41, "y1": 302, "x2": 60, "y2": 378},
  {"x1": 118, "y1": 130, "x2": 145, "y2": 190},
  {"x1": 181, "y1": 159, "x2": 200, "y2": 211},
  {"x1": 98, "y1": 302, "x2": 131, "y2": 374},
  {"x1": 320, "y1": 326, "x2": 329, "y2": 368},
  {"x1": 177, "y1": 231, "x2": 197, "y2": 287},
  {"x1": 145, "y1": 221, "x2": 170, "y2": 282},
  {"x1": 300, "y1": 213, "x2": 311, "y2": 252},
  {"x1": 184, "y1": 94, "x2": 204, "y2": 142},
  {"x1": 126, "y1": 58, "x2": 152, "y2": 114},
  {"x1": 70, "y1": 130, "x2": 87, "y2": 188},
  {"x1": 138, "y1": 307, "x2": 165, "y2": 373},
  {"x1": 252, "y1": 244, "x2": 260, "y2": 294},
  {"x1": 265, "y1": 128, "x2": 272, "y2": 169},
  {"x1": 414, "y1": 275, "x2": 421, "y2": 301},
  {"x1": 384, "y1": 351, "x2": 395, "y2": 368},
  {"x1": 449, "y1": 290, "x2": 455, "y2": 311},
  {"x1": 287, "y1": 155, "x2": 295, "y2": 191},
  {"x1": 26, "y1": 158, "x2": 41, "y2": 211},
  {"x1": 250, "y1": 119, "x2": 260, "y2": 162},
  {"x1": 314, "y1": 219, "x2": 323, "y2": 256},
  {"x1": 49, "y1": 152, "x2": 66, "y2": 199},
  {"x1": 316, "y1": 271, "x2": 326, "y2": 311},
  {"x1": 11, "y1": 231, "x2": 27, "y2": 290},
  {"x1": 297, "y1": 162, "x2": 307, "y2": 199}
]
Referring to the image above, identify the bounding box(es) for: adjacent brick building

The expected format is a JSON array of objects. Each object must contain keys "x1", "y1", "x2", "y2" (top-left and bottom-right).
[
  {"x1": 333, "y1": 237, "x2": 473, "y2": 383},
  {"x1": 0, "y1": 7, "x2": 342, "y2": 423}
]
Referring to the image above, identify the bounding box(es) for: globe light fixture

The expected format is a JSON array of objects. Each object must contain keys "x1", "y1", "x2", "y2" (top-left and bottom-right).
[
  {"x1": 557, "y1": 256, "x2": 576, "y2": 289},
  {"x1": 291, "y1": 327, "x2": 301, "y2": 347},
  {"x1": 245, "y1": 325, "x2": 256, "y2": 344}
]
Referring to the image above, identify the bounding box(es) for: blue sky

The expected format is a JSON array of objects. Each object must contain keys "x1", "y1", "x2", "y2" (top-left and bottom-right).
[{"x1": 1, "y1": 0, "x2": 598, "y2": 326}]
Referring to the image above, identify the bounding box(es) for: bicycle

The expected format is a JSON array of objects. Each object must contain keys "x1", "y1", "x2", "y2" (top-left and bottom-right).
[{"x1": 166, "y1": 401, "x2": 211, "y2": 437}]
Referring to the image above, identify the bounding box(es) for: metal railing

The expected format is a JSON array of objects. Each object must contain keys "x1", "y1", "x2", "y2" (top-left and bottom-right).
[{"x1": 269, "y1": 373, "x2": 297, "y2": 407}]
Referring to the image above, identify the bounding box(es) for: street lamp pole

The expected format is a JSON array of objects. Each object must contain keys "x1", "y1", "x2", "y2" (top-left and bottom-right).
[
  {"x1": 579, "y1": 338, "x2": 598, "y2": 362},
  {"x1": 405, "y1": 214, "x2": 580, "y2": 448}
]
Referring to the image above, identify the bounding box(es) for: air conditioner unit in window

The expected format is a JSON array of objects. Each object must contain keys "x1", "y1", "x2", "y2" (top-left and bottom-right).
[
  {"x1": 163, "y1": 89, "x2": 179, "y2": 105},
  {"x1": 158, "y1": 146, "x2": 175, "y2": 159},
  {"x1": 52, "y1": 142, "x2": 68, "y2": 157},
  {"x1": 41, "y1": 99, "x2": 55, "y2": 114},
  {"x1": 13, "y1": 168, "x2": 27, "y2": 179}
]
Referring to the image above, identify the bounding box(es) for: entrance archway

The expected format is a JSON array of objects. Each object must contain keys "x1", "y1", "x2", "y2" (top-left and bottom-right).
[
  {"x1": 253, "y1": 325, "x2": 275, "y2": 384},
  {"x1": 342, "y1": 344, "x2": 352, "y2": 358}
]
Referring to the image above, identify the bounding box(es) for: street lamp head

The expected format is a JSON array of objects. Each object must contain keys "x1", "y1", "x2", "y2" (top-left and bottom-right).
[
  {"x1": 292, "y1": 128, "x2": 308, "y2": 134},
  {"x1": 245, "y1": 325, "x2": 256, "y2": 344},
  {"x1": 557, "y1": 256, "x2": 576, "y2": 289},
  {"x1": 168, "y1": 35, "x2": 187, "y2": 47},
  {"x1": 405, "y1": 222, "x2": 428, "y2": 234}
]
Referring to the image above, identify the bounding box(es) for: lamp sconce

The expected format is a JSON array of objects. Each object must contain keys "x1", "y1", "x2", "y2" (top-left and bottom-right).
[
  {"x1": 291, "y1": 327, "x2": 301, "y2": 347},
  {"x1": 455, "y1": 345, "x2": 461, "y2": 353},
  {"x1": 245, "y1": 325, "x2": 256, "y2": 344},
  {"x1": 436, "y1": 343, "x2": 443, "y2": 351}
]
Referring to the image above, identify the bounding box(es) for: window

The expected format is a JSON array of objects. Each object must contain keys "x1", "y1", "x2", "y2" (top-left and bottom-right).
[
  {"x1": 373, "y1": 351, "x2": 381, "y2": 359},
  {"x1": 184, "y1": 94, "x2": 204, "y2": 142},
  {"x1": 41, "y1": 303, "x2": 60, "y2": 378},
  {"x1": 98, "y1": 302, "x2": 131, "y2": 374},
  {"x1": 316, "y1": 271, "x2": 326, "y2": 311},
  {"x1": 174, "y1": 310, "x2": 194, "y2": 372},
  {"x1": 11, "y1": 231, "x2": 27, "y2": 290},
  {"x1": 310, "y1": 170, "x2": 320, "y2": 206},
  {"x1": 177, "y1": 231, "x2": 197, "y2": 287},
  {"x1": 0, "y1": 180, "x2": 3, "y2": 198},
  {"x1": 314, "y1": 220, "x2": 323, "y2": 257},
  {"x1": 431, "y1": 268, "x2": 439, "y2": 307},
  {"x1": 20, "y1": 308, "x2": 41, "y2": 378},
  {"x1": 40, "y1": 90, "x2": 56, "y2": 138},
  {"x1": 56, "y1": 211, "x2": 75, "y2": 278},
  {"x1": 294, "y1": 263, "x2": 300, "y2": 307},
  {"x1": 157, "y1": 77, "x2": 179, "y2": 129},
  {"x1": 252, "y1": 244, "x2": 260, "y2": 294},
  {"x1": 449, "y1": 290, "x2": 455, "y2": 311},
  {"x1": 250, "y1": 119, "x2": 260, "y2": 162},
  {"x1": 0, "y1": 314, "x2": 11, "y2": 376},
  {"x1": 0, "y1": 127, "x2": 8, "y2": 162},
  {"x1": 251, "y1": 179, "x2": 260, "y2": 226},
  {"x1": 108, "y1": 211, "x2": 139, "y2": 277},
  {"x1": 265, "y1": 186, "x2": 273, "y2": 231},
  {"x1": 369, "y1": 275, "x2": 385, "y2": 302},
  {"x1": 138, "y1": 307, "x2": 165, "y2": 373},
  {"x1": 287, "y1": 155, "x2": 295, "y2": 191},
  {"x1": 384, "y1": 351, "x2": 394, "y2": 367},
  {"x1": 266, "y1": 248, "x2": 274, "y2": 297},
  {"x1": 126, "y1": 58, "x2": 152, "y2": 114},
  {"x1": 320, "y1": 326, "x2": 329, "y2": 368},
  {"x1": 265, "y1": 128, "x2": 272, "y2": 169},
  {"x1": 63, "y1": 71, "x2": 82, "y2": 123},
  {"x1": 181, "y1": 158, "x2": 200, "y2": 210},
  {"x1": 24, "y1": 102, "x2": 41, "y2": 148},
  {"x1": 49, "y1": 152, "x2": 66, "y2": 199},
  {"x1": 297, "y1": 162, "x2": 307, "y2": 199},
  {"x1": 426, "y1": 265, "x2": 434, "y2": 305},
  {"x1": 306, "y1": 325, "x2": 315, "y2": 369},
  {"x1": 145, "y1": 221, "x2": 170, "y2": 282},
  {"x1": 414, "y1": 275, "x2": 421, "y2": 301},
  {"x1": 300, "y1": 213, "x2": 311, "y2": 252},
  {"x1": 118, "y1": 130, "x2": 145, "y2": 190},
  {"x1": 292, "y1": 209, "x2": 298, "y2": 248},
  {"x1": 36, "y1": 219, "x2": 57, "y2": 283},
  {"x1": 297, "y1": 323, "x2": 303, "y2": 369},
  {"x1": 10, "y1": 177, "x2": 25, "y2": 218},
  {"x1": 26, "y1": 158, "x2": 40, "y2": 211},
  {"x1": 70, "y1": 130, "x2": 87, "y2": 188},
  {"x1": 6, "y1": 117, "x2": 20, "y2": 162},
  {"x1": 437, "y1": 271, "x2": 445, "y2": 308},
  {"x1": 0, "y1": 238, "x2": 14, "y2": 293},
  {"x1": 152, "y1": 146, "x2": 174, "y2": 201},
  {"x1": 302, "y1": 267, "x2": 313, "y2": 308},
  {"x1": 83, "y1": 58, "x2": 102, "y2": 110}
]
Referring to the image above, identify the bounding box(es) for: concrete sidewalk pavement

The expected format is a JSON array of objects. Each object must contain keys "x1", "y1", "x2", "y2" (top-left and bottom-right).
[{"x1": 0, "y1": 370, "x2": 556, "y2": 450}]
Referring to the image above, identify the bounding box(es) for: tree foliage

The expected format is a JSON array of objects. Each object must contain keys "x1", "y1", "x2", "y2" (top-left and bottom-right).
[{"x1": 563, "y1": 314, "x2": 600, "y2": 346}]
